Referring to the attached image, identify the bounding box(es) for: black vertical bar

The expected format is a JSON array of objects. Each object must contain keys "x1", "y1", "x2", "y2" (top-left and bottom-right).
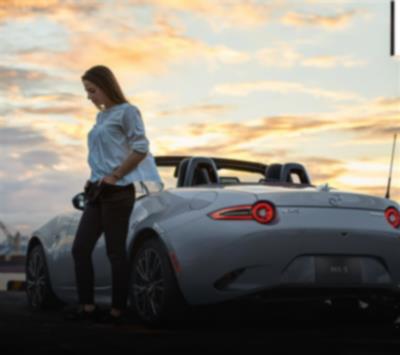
[
  {"x1": 391, "y1": 0, "x2": 395, "y2": 56},
  {"x1": 385, "y1": 134, "x2": 397, "y2": 199}
]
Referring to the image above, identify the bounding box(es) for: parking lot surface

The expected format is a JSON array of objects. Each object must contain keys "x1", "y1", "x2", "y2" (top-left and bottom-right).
[{"x1": 1, "y1": 291, "x2": 400, "y2": 354}]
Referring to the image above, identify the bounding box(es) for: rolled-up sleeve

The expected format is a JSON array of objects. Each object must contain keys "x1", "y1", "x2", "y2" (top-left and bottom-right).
[{"x1": 122, "y1": 105, "x2": 149, "y2": 154}]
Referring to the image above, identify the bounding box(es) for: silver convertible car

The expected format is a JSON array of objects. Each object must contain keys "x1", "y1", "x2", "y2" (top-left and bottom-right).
[{"x1": 25, "y1": 156, "x2": 400, "y2": 325}]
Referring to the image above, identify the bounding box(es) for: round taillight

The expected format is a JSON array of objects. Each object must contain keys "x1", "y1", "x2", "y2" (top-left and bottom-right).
[
  {"x1": 251, "y1": 201, "x2": 276, "y2": 224},
  {"x1": 385, "y1": 207, "x2": 400, "y2": 229}
]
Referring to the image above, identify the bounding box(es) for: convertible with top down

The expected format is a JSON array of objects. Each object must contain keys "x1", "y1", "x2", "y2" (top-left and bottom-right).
[{"x1": 25, "y1": 156, "x2": 400, "y2": 325}]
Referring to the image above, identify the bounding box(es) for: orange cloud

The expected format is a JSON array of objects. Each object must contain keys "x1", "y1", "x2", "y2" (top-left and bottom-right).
[
  {"x1": 299, "y1": 157, "x2": 347, "y2": 183},
  {"x1": 256, "y1": 45, "x2": 302, "y2": 68},
  {"x1": 150, "y1": 94, "x2": 400, "y2": 156},
  {"x1": 282, "y1": 10, "x2": 358, "y2": 29},
  {"x1": 301, "y1": 55, "x2": 366, "y2": 68},
  {"x1": 155, "y1": 136, "x2": 399, "y2": 201},
  {"x1": 154, "y1": 140, "x2": 291, "y2": 164},
  {"x1": 149, "y1": 96, "x2": 399, "y2": 188},
  {"x1": 3, "y1": 1, "x2": 252, "y2": 81},
  {"x1": 152, "y1": 114, "x2": 335, "y2": 161},
  {"x1": 0, "y1": 0, "x2": 276, "y2": 31},
  {"x1": 0, "y1": 0, "x2": 58, "y2": 8},
  {"x1": 332, "y1": 158, "x2": 399, "y2": 199},
  {"x1": 158, "y1": 103, "x2": 234, "y2": 117},
  {"x1": 256, "y1": 44, "x2": 366, "y2": 69},
  {"x1": 345, "y1": 119, "x2": 400, "y2": 141},
  {"x1": 329, "y1": 97, "x2": 400, "y2": 142},
  {"x1": 375, "y1": 97, "x2": 400, "y2": 109},
  {"x1": 305, "y1": 0, "x2": 364, "y2": 4},
  {"x1": 134, "y1": 0, "x2": 274, "y2": 29},
  {"x1": 0, "y1": 0, "x2": 101, "y2": 22},
  {"x1": 213, "y1": 80, "x2": 362, "y2": 101},
  {"x1": 333, "y1": 97, "x2": 399, "y2": 122},
  {"x1": 17, "y1": 18, "x2": 250, "y2": 81}
]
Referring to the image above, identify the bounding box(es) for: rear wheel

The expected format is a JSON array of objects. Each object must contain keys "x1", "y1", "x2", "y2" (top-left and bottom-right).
[
  {"x1": 129, "y1": 238, "x2": 187, "y2": 326},
  {"x1": 25, "y1": 244, "x2": 63, "y2": 310}
]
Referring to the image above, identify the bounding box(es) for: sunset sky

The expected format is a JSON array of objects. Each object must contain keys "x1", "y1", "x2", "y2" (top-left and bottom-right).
[{"x1": 0, "y1": 0, "x2": 399, "y2": 237}]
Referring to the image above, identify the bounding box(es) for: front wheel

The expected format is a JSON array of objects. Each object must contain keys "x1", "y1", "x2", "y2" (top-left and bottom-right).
[
  {"x1": 25, "y1": 244, "x2": 63, "y2": 310},
  {"x1": 129, "y1": 238, "x2": 187, "y2": 326}
]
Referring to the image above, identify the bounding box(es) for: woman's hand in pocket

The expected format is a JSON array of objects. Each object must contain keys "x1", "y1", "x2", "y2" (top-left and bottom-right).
[{"x1": 100, "y1": 175, "x2": 118, "y2": 185}]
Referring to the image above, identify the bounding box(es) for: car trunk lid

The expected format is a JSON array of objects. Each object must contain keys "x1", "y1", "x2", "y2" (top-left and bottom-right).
[{"x1": 224, "y1": 185, "x2": 393, "y2": 211}]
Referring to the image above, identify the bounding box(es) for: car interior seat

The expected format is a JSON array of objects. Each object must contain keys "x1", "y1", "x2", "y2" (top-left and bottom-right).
[
  {"x1": 176, "y1": 158, "x2": 190, "y2": 187},
  {"x1": 181, "y1": 158, "x2": 220, "y2": 187},
  {"x1": 264, "y1": 163, "x2": 311, "y2": 184},
  {"x1": 264, "y1": 164, "x2": 283, "y2": 181},
  {"x1": 192, "y1": 167, "x2": 212, "y2": 185}
]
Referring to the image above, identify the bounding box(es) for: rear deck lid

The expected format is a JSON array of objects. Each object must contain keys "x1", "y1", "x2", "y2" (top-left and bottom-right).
[{"x1": 224, "y1": 184, "x2": 394, "y2": 211}]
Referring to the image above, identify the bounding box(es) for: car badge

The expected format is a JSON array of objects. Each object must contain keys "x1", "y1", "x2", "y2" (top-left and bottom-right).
[{"x1": 329, "y1": 194, "x2": 343, "y2": 207}]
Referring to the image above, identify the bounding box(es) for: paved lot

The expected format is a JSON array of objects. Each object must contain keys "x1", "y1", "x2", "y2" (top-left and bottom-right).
[{"x1": 1, "y1": 290, "x2": 400, "y2": 354}]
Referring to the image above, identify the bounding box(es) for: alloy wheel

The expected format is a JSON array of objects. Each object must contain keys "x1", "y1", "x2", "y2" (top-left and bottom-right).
[
  {"x1": 26, "y1": 247, "x2": 47, "y2": 308},
  {"x1": 132, "y1": 248, "x2": 165, "y2": 320}
]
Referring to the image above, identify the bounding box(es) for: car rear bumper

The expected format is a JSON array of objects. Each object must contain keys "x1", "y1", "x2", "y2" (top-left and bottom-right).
[{"x1": 171, "y1": 226, "x2": 400, "y2": 305}]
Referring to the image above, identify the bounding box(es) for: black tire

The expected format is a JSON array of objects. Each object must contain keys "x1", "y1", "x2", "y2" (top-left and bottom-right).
[
  {"x1": 25, "y1": 244, "x2": 64, "y2": 310},
  {"x1": 129, "y1": 238, "x2": 187, "y2": 326}
]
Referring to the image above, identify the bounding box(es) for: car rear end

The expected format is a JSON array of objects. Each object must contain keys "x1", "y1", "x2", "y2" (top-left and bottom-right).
[{"x1": 167, "y1": 186, "x2": 400, "y2": 305}]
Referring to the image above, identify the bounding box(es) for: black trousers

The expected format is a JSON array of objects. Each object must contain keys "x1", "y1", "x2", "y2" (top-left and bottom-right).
[{"x1": 72, "y1": 182, "x2": 135, "y2": 309}]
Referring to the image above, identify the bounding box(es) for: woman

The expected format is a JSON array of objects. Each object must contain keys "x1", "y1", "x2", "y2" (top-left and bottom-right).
[{"x1": 65, "y1": 65, "x2": 162, "y2": 325}]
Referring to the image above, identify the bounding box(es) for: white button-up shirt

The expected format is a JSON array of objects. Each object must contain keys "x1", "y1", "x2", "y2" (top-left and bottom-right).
[{"x1": 87, "y1": 102, "x2": 162, "y2": 187}]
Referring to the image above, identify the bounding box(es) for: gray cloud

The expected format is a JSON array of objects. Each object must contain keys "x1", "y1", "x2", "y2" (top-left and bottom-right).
[
  {"x1": 347, "y1": 120, "x2": 400, "y2": 139},
  {"x1": 0, "y1": 169, "x2": 88, "y2": 236},
  {"x1": 19, "y1": 150, "x2": 60, "y2": 167},
  {"x1": 0, "y1": 126, "x2": 50, "y2": 146},
  {"x1": 0, "y1": 66, "x2": 49, "y2": 90},
  {"x1": 0, "y1": 65, "x2": 80, "y2": 103},
  {"x1": 282, "y1": 10, "x2": 358, "y2": 29},
  {"x1": 0, "y1": 1, "x2": 102, "y2": 23},
  {"x1": 21, "y1": 106, "x2": 82, "y2": 115},
  {"x1": 0, "y1": 104, "x2": 13, "y2": 116}
]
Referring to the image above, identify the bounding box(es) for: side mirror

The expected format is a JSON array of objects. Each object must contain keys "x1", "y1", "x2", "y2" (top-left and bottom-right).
[{"x1": 72, "y1": 192, "x2": 85, "y2": 211}]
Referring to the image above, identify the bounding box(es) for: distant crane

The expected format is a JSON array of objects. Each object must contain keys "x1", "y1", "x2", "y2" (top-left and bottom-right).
[{"x1": 0, "y1": 221, "x2": 21, "y2": 261}]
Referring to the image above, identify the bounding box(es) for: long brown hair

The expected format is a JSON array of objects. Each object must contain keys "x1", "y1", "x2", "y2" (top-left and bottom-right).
[{"x1": 81, "y1": 65, "x2": 129, "y2": 107}]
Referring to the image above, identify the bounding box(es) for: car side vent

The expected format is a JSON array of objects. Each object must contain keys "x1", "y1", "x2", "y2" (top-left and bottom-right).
[{"x1": 214, "y1": 268, "x2": 246, "y2": 290}]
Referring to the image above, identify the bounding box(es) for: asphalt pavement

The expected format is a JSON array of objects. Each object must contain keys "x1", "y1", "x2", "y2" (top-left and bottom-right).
[{"x1": 1, "y1": 290, "x2": 400, "y2": 354}]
